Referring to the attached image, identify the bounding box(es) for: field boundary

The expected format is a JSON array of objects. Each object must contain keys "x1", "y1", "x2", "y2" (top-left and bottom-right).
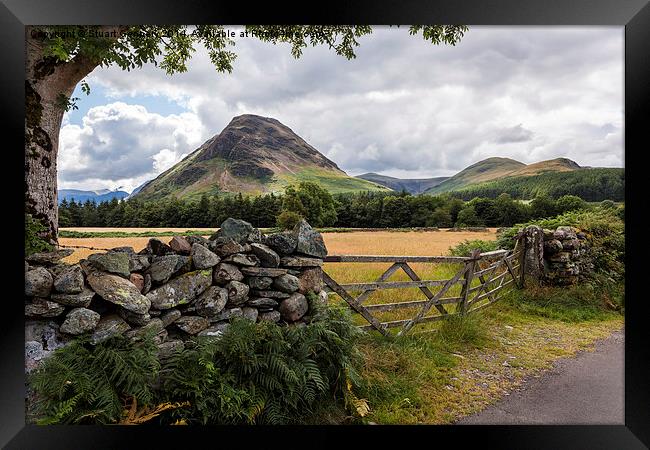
[{"x1": 323, "y1": 237, "x2": 525, "y2": 336}]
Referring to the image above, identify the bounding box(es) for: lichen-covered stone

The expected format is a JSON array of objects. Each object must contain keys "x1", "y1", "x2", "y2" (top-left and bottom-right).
[
  {"x1": 246, "y1": 276, "x2": 273, "y2": 290},
  {"x1": 25, "y1": 249, "x2": 73, "y2": 265},
  {"x1": 128, "y1": 254, "x2": 151, "y2": 272},
  {"x1": 279, "y1": 256, "x2": 323, "y2": 267},
  {"x1": 53, "y1": 264, "x2": 84, "y2": 294},
  {"x1": 117, "y1": 307, "x2": 151, "y2": 326},
  {"x1": 279, "y1": 293, "x2": 308, "y2": 322},
  {"x1": 125, "y1": 318, "x2": 166, "y2": 343},
  {"x1": 198, "y1": 322, "x2": 230, "y2": 338},
  {"x1": 249, "y1": 243, "x2": 280, "y2": 268},
  {"x1": 222, "y1": 253, "x2": 260, "y2": 267},
  {"x1": 210, "y1": 238, "x2": 250, "y2": 257},
  {"x1": 25, "y1": 267, "x2": 53, "y2": 297},
  {"x1": 258, "y1": 310, "x2": 281, "y2": 323},
  {"x1": 87, "y1": 252, "x2": 131, "y2": 278},
  {"x1": 190, "y1": 243, "x2": 220, "y2": 269},
  {"x1": 226, "y1": 280, "x2": 250, "y2": 306},
  {"x1": 160, "y1": 309, "x2": 182, "y2": 327},
  {"x1": 143, "y1": 273, "x2": 152, "y2": 294},
  {"x1": 60, "y1": 308, "x2": 100, "y2": 335},
  {"x1": 87, "y1": 271, "x2": 151, "y2": 314},
  {"x1": 250, "y1": 290, "x2": 291, "y2": 299},
  {"x1": 147, "y1": 270, "x2": 212, "y2": 310},
  {"x1": 273, "y1": 274, "x2": 300, "y2": 293},
  {"x1": 242, "y1": 307, "x2": 259, "y2": 322},
  {"x1": 543, "y1": 239, "x2": 563, "y2": 255},
  {"x1": 50, "y1": 287, "x2": 95, "y2": 307},
  {"x1": 210, "y1": 218, "x2": 255, "y2": 244},
  {"x1": 209, "y1": 307, "x2": 243, "y2": 322},
  {"x1": 264, "y1": 232, "x2": 298, "y2": 255},
  {"x1": 25, "y1": 298, "x2": 65, "y2": 318},
  {"x1": 185, "y1": 235, "x2": 211, "y2": 247},
  {"x1": 144, "y1": 238, "x2": 175, "y2": 256},
  {"x1": 213, "y1": 263, "x2": 244, "y2": 285},
  {"x1": 195, "y1": 286, "x2": 228, "y2": 317},
  {"x1": 148, "y1": 255, "x2": 191, "y2": 284},
  {"x1": 247, "y1": 297, "x2": 279, "y2": 309},
  {"x1": 90, "y1": 314, "x2": 131, "y2": 345},
  {"x1": 175, "y1": 316, "x2": 210, "y2": 335},
  {"x1": 240, "y1": 267, "x2": 288, "y2": 277},
  {"x1": 293, "y1": 220, "x2": 327, "y2": 258},
  {"x1": 298, "y1": 267, "x2": 324, "y2": 294},
  {"x1": 157, "y1": 340, "x2": 184, "y2": 359}
]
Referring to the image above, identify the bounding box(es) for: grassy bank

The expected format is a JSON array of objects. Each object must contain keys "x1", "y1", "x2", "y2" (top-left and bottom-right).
[{"x1": 349, "y1": 282, "x2": 623, "y2": 424}]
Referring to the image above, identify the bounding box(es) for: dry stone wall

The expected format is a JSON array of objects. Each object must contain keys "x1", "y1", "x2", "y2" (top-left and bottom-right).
[{"x1": 24, "y1": 218, "x2": 329, "y2": 372}]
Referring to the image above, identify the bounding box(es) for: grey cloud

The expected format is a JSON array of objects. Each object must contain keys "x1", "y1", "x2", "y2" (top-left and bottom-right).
[{"x1": 495, "y1": 124, "x2": 534, "y2": 143}]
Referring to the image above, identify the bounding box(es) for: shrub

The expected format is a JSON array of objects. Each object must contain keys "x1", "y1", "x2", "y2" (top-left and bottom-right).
[
  {"x1": 29, "y1": 333, "x2": 160, "y2": 424},
  {"x1": 276, "y1": 210, "x2": 302, "y2": 230},
  {"x1": 448, "y1": 239, "x2": 498, "y2": 257},
  {"x1": 25, "y1": 214, "x2": 54, "y2": 256}
]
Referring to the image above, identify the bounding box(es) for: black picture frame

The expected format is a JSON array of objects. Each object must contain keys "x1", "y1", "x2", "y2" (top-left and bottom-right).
[{"x1": 2, "y1": 1, "x2": 648, "y2": 448}]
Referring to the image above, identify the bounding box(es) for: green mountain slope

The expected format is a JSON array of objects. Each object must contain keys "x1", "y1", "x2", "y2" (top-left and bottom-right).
[
  {"x1": 355, "y1": 173, "x2": 449, "y2": 194},
  {"x1": 133, "y1": 114, "x2": 390, "y2": 201},
  {"x1": 425, "y1": 157, "x2": 526, "y2": 195}
]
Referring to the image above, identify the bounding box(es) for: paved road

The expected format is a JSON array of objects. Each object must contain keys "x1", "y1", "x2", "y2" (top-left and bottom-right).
[{"x1": 457, "y1": 329, "x2": 624, "y2": 425}]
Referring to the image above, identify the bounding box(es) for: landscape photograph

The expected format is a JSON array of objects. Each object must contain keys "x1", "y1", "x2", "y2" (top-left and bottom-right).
[{"x1": 23, "y1": 25, "x2": 625, "y2": 426}]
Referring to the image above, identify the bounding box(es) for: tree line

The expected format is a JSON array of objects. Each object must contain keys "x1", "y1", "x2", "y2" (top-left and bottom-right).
[{"x1": 59, "y1": 182, "x2": 619, "y2": 230}]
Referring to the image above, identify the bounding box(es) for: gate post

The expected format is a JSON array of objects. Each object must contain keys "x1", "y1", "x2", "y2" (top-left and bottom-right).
[{"x1": 460, "y1": 249, "x2": 480, "y2": 314}]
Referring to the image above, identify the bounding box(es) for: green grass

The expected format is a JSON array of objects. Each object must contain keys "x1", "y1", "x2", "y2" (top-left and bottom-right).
[{"x1": 272, "y1": 167, "x2": 391, "y2": 194}]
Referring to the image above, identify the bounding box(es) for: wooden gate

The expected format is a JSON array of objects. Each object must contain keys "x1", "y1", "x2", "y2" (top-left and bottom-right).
[{"x1": 322, "y1": 237, "x2": 526, "y2": 336}]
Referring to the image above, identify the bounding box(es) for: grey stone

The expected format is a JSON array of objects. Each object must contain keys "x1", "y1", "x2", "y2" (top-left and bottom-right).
[
  {"x1": 195, "y1": 286, "x2": 228, "y2": 317},
  {"x1": 87, "y1": 252, "x2": 130, "y2": 278},
  {"x1": 241, "y1": 267, "x2": 288, "y2": 277},
  {"x1": 142, "y1": 273, "x2": 152, "y2": 294},
  {"x1": 25, "y1": 267, "x2": 53, "y2": 297},
  {"x1": 198, "y1": 322, "x2": 231, "y2": 338},
  {"x1": 175, "y1": 316, "x2": 210, "y2": 335},
  {"x1": 145, "y1": 238, "x2": 175, "y2": 256},
  {"x1": 53, "y1": 264, "x2": 84, "y2": 294},
  {"x1": 87, "y1": 271, "x2": 151, "y2": 314},
  {"x1": 264, "y1": 232, "x2": 298, "y2": 255},
  {"x1": 246, "y1": 276, "x2": 273, "y2": 290},
  {"x1": 157, "y1": 340, "x2": 184, "y2": 359},
  {"x1": 247, "y1": 228, "x2": 263, "y2": 244},
  {"x1": 147, "y1": 269, "x2": 212, "y2": 310},
  {"x1": 25, "y1": 249, "x2": 73, "y2": 265},
  {"x1": 211, "y1": 218, "x2": 255, "y2": 244},
  {"x1": 258, "y1": 310, "x2": 281, "y2": 323},
  {"x1": 273, "y1": 274, "x2": 300, "y2": 293},
  {"x1": 190, "y1": 243, "x2": 220, "y2": 269},
  {"x1": 249, "y1": 243, "x2": 280, "y2": 268},
  {"x1": 90, "y1": 314, "x2": 131, "y2": 345},
  {"x1": 222, "y1": 253, "x2": 260, "y2": 266},
  {"x1": 226, "y1": 280, "x2": 250, "y2": 306},
  {"x1": 247, "y1": 297, "x2": 279, "y2": 308},
  {"x1": 293, "y1": 220, "x2": 327, "y2": 258},
  {"x1": 160, "y1": 309, "x2": 182, "y2": 327},
  {"x1": 298, "y1": 267, "x2": 324, "y2": 294},
  {"x1": 543, "y1": 239, "x2": 563, "y2": 254},
  {"x1": 279, "y1": 293, "x2": 309, "y2": 322},
  {"x1": 185, "y1": 235, "x2": 211, "y2": 247},
  {"x1": 125, "y1": 318, "x2": 165, "y2": 343},
  {"x1": 209, "y1": 307, "x2": 243, "y2": 322},
  {"x1": 169, "y1": 236, "x2": 192, "y2": 254},
  {"x1": 25, "y1": 298, "x2": 65, "y2": 318},
  {"x1": 25, "y1": 320, "x2": 69, "y2": 352},
  {"x1": 250, "y1": 290, "x2": 291, "y2": 299},
  {"x1": 109, "y1": 246, "x2": 135, "y2": 254},
  {"x1": 50, "y1": 287, "x2": 95, "y2": 307},
  {"x1": 60, "y1": 308, "x2": 101, "y2": 335},
  {"x1": 117, "y1": 307, "x2": 151, "y2": 326},
  {"x1": 210, "y1": 238, "x2": 250, "y2": 257},
  {"x1": 25, "y1": 341, "x2": 48, "y2": 373},
  {"x1": 242, "y1": 307, "x2": 259, "y2": 322},
  {"x1": 213, "y1": 263, "x2": 244, "y2": 285},
  {"x1": 280, "y1": 256, "x2": 323, "y2": 268},
  {"x1": 561, "y1": 239, "x2": 581, "y2": 251},
  {"x1": 148, "y1": 255, "x2": 191, "y2": 284},
  {"x1": 128, "y1": 254, "x2": 151, "y2": 272},
  {"x1": 548, "y1": 252, "x2": 572, "y2": 263}
]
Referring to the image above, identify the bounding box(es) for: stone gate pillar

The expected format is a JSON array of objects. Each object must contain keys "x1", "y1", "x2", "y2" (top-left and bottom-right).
[{"x1": 522, "y1": 225, "x2": 545, "y2": 281}]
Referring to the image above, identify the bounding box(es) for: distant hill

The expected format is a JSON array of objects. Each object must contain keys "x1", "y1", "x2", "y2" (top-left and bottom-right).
[
  {"x1": 425, "y1": 157, "x2": 583, "y2": 195},
  {"x1": 355, "y1": 173, "x2": 449, "y2": 194},
  {"x1": 447, "y1": 167, "x2": 624, "y2": 201},
  {"x1": 58, "y1": 189, "x2": 129, "y2": 204},
  {"x1": 132, "y1": 114, "x2": 390, "y2": 201}
]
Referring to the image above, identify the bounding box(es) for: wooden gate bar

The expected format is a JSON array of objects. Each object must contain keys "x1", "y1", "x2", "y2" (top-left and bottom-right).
[
  {"x1": 355, "y1": 262, "x2": 402, "y2": 304},
  {"x1": 338, "y1": 278, "x2": 465, "y2": 291},
  {"x1": 324, "y1": 255, "x2": 469, "y2": 263},
  {"x1": 399, "y1": 262, "x2": 455, "y2": 316},
  {"x1": 364, "y1": 296, "x2": 463, "y2": 312},
  {"x1": 322, "y1": 271, "x2": 390, "y2": 337}
]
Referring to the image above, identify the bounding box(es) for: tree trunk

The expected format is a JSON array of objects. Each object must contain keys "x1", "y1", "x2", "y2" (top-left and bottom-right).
[{"x1": 25, "y1": 27, "x2": 98, "y2": 244}]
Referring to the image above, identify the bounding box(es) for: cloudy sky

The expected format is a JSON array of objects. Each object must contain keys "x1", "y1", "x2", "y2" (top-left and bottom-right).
[{"x1": 59, "y1": 26, "x2": 624, "y2": 193}]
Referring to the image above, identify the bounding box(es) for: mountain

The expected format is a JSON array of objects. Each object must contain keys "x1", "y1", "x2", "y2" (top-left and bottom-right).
[
  {"x1": 132, "y1": 114, "x2": 390, "y2": 201},
  {"x1": 424, "y1": 157, "x2": 585, "y2": 195},
  {"x1": 58, "y1": 189, "x2": 129, "y2": 204},
  {"x1": 355, "y1": 173, "x2": 449, "y2": 194}
]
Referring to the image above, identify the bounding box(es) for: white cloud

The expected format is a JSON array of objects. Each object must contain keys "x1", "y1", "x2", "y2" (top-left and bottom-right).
[{"x1": 59, "y1": 26, "x2": 623, "y2": 189}]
